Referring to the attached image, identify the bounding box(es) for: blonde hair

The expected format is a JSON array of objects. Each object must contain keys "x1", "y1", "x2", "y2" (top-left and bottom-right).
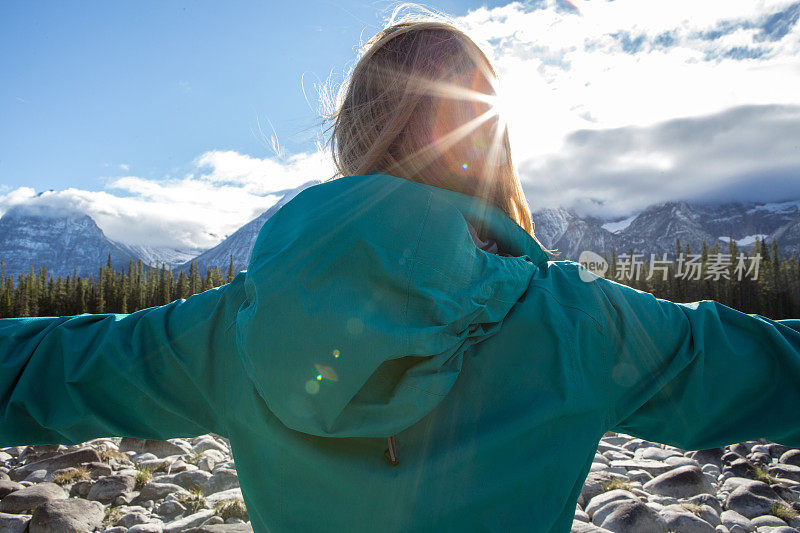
[{"x1": 320, "y1": 5, "x2": 549, "y2": 249}]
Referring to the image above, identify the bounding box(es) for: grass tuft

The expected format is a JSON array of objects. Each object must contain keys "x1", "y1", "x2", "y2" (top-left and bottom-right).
[
  {"x1": 750, "y1": 464, "x2": 783, "y2": 485},
  {"x1": 599, "y1": 478, "x2": 634, "y2": 492},
  {"x1": 103, "y1": 506, "x2": 123, "y2": 527},
  {"x1": 185, "y1": 450, "x2": 206, "y2": 466},
  {"x1": 679, "y1": 502, "x2": 704, "y2": 517},
  {"x1": 177, "y1": 486, "x2": 207, "y2": 514},
  {"x1": 52, "y1": 466, "x2": 91, "y2": 485},
  {"x1": 98, "y1": 448, "x2": 127, "y2": 462},
  {"x1": 134, "y1": 465, "x2": 153, "y2": 490},
  {"x1": 771, "y1": 501, "x2": 799, "y2": 522},
  {"x1": 214, "y1": 498, "x2": 249, "y2": 521}
]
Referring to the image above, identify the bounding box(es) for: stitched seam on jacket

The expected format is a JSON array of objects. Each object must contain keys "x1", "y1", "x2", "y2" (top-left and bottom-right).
[
  {"x1": 372, "y1": 366, "x2": 449, "y2": 398},
  {"x1": 525, "y1": 284, "x2": 605, "y2": 335},
  {"x1": 404, "y1": 191, "x2": 433, "y2": 355},
  {"x1": 603, "y1": 324, "x2": 614, "y2": 430}
]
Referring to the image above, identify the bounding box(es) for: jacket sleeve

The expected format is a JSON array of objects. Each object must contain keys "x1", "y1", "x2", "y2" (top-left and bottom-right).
[
  {"x1": 0, "y1": 272, "x2": 246, "y2": 447},
  {"x1": 594, "y1": 276, "x2": 800, "y2": 450}
]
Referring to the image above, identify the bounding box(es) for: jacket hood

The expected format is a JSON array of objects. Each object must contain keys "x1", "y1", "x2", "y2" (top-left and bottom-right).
[{"x1": 235, "y1": 173, "x2": 549, "y2": 439}]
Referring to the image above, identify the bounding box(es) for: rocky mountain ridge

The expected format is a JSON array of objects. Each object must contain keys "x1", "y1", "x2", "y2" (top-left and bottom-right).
[{"x1": 1, "y1": 191, "x2": 797, "y2": 278}]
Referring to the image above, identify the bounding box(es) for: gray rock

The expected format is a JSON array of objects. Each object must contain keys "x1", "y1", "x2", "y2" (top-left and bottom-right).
[
  {"x1": 768, "y1": 464, "x2": 800, "y2": 483},
  {"x1": 155, "y1": 500, "x2": 186, "y2": 519},
  {"x1": 165, "y1": 460, "x2": 192, "y2": 473},
  {"x1": 3, "y1": 446, "x2": 26, "y2": 458},
  {"x1": 0, "y1": 479, "x2": 24, "y2": 498},
  {"x1": 659, "y1": 505, "x2": 717, "y2": 533},
  {"x1": 132, "y1": 453, "x2": 159, "y2": 464},
  {"x1": 609, "y1": 459, "x2": 673, "y2": 478},
  {"x1": 128, "y1": 523, "x2": 165, "y2": 533},
  {"x1": 118, "y1": 511, "x2": 152, "y2": 528},
  {"x1": 721, "y1": 477, "x2": 762, "y2": 494},
  {"x1": 28, "y1": 498, "x2": 104, "y2": 533},
  {"x1": 0, "y1": 512, "x2": 31, "y2": 533},
  {"x1": 689, "y1": 449, "x2": 726, "y2": 470},
  {"x1": 635, "y1": 448, "x2": 683, "y2": 462},
  {"x1": 766, "y1": 444, "x2": 792, "y2": 459},
  {"x1": 138, "y1": 458, "x2": 174, "y2": 472},
  {"x1": 0, "y1": 482, "x2": 67, "y2": 513},
  {"x1": 720, "y1": 509, "x2": 755, "y2": 532},
  {"x1": 750, "y1": 514, "x2": 787, "y2": 527},
  {"x1": 664, "y1": 456, "x2": 702, "y2": 469},
  {"x1": 24, "y1": 469, "x2": 50, "y2": 483},
  {"x1": 184, "y1": 524, "x2": 253, "y2": 533},
  {"x1": 626, "y1": 470, "x2": 653, "y2": 484},
  {"x1": 779, "y1": 450, "x2": 800, "y2": 468},
  {"x1": 84, "y1": 461, "x2": 113, "y2": 477},
  {"x1": 120, "y1": 438, "x2": 188, "y2": 459},
  {"x1": 599, "y1": 500, "x2": 669, "y2": 533},
  {"x1": 773, "y1": 485, "x2": 800, "y2": 505},
  {"x1": 725, "y1": 481, "x2": 783, "y2": 519},
  {"x1": 644, "y1": 465, "x2": 715, "y2": 498},
  {"x1": 725, "y1": 458, "x2": 757, "y2": 479},
  {"x1": 571, "y1": 522, "x2": 614, "y2": 533},
  {"x1": 204, "y1": 488, "x2": 243, "y2": 506},
  {"x1": 191, "y1": 437, "x2": 228, "y2": 455},
  {"x1": 68, "y1": 480, "x2": 93, "y2": 498},
  {"x1": 10, "y1": 448, "x2": 100, "y2": 481},
  {"x1": 113, "y1": 489, "x2": 139, "y2": 506},
  {"x1": 686, "y1": 493, "x2": 724, "y2": 514},
  {"x1": 585, "y1": 489, "x2": 639, "y2": 519},
  {"x1": 103, "y1": 528, "x2": 128, "y2": 533},
  {"x1": 603, "y1": 450, "x2": 633, "y2": 461},
  {"x1": 201, "y1": 450, "x2": 226, "y2": 463},
  {"x1": 198, "y1": 457, "x2": 216, "y2": 473},
  {"x1": 135, "y1": 482, "x2": 187, "y2": 502},
  {"x1": 164, "y1": 509, "x2": 216, "y2": 533},
  {"x1": 201, "y1": 516, "x2": 225, "y2": 526},
  {"x1": 578, "y1": 472, "x2": 616, "y2": 508},
  {"x1": 87, "y1": 475, "x2": 136, "y2": 502},
  {"x1": 202, "y1": 469, "x2": 239, "y2": 495},
  {"x1": 172, "y1": 470, "x2": 212, "y2": 491}
]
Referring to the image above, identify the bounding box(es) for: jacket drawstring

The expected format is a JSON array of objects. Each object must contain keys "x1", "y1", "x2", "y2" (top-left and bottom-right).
[{"x1": 384, "y1": 435, "x2": 399, "y2": 466}]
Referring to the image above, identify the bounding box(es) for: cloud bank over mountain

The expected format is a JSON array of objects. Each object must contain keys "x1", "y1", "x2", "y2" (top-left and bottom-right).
[
  {"x1": 2, "y1": 0, "x2": 799, "y2": 249},
  {"x1": 0, "y1": 149, "x2": 335, "y2": 249}
]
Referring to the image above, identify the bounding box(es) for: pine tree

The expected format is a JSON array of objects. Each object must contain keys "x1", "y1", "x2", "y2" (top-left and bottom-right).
[{"x1": 227, "y1": 254, "x2": 236, "y2": 284}]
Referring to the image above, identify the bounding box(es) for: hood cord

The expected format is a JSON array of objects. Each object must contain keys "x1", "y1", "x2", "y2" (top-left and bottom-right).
[{"x1": 384, "y1": 435, "x2": 399, "y2": 466}]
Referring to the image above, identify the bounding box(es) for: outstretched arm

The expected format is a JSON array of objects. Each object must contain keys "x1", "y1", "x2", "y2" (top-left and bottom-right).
[
  {"x1": 595, "y1": 276, "x2": 800, "y2": 450},
  {"x1": 0, "y1": 272, "x2": 246, "y2": 447}
]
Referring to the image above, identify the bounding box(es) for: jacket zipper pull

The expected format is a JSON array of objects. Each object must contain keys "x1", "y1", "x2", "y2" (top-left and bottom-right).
[{"x1": 384, "y1": 435, "x2": 399, "y2": 466}]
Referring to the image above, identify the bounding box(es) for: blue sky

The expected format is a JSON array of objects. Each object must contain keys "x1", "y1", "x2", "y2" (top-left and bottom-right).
[
  {"x1": 1, "y1": 1, "x2": 507, "y2": 192},
  {"x1": 2, "y1": 1, "x2": 800, "y2": 249}
]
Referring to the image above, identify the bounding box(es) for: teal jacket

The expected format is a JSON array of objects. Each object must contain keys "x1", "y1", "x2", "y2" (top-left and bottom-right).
[{"x1": 2, "y1": 173, "x2": 799, "y2": 532}]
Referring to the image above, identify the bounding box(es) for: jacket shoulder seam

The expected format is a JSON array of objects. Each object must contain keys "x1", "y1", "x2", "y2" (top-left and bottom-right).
[
  {"x1": 404, "y1": 191, "x2": 434, "y2": 354},
  {"x1": 525, "y1": 284, "x2": 606, "y2": 335}
]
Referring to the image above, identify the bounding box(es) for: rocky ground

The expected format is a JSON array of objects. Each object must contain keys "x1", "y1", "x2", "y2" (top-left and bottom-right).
[
  {"x1": 1, "y1": 431, "x2": 799, "y2": 532},
  {"x1": 573, "y1": 432, "x2": 800, "y2": 533}
]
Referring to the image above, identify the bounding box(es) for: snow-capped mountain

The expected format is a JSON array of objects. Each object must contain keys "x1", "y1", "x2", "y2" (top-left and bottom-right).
[
  {"x1": 0, "y1": 205, "x2": 140, "y2": 278},
  {"x1": 119, "y1": 243, "x2": 204, "y2": 269},
  {"x1": 1, "y1": 187, "x2": 797, "y2": 279},
  {"x1": 531, "y1": 200, "x2": 800, "y2": 261},
  {"x1": 177, "y1": 179, "x2": 322, "y2": 273}
]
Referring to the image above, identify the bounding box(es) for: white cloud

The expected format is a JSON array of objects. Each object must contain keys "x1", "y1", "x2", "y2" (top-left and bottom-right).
[
  {"x1": 0, "y1": 150, "x2": 335, "y2": 250},
  {"x1": 3, "y1": 0, "x2": 799, "y2": 246},
  {"x1": 457, "y1": 1, "x2": 800, "y2": 151},
  {"x1": 453, "y1": 0, "x2": 800, "y2": 213}
]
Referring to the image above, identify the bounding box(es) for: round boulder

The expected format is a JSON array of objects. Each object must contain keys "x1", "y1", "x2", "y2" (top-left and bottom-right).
[{"x1": 28, "y1": 498, "x2": 104, "y2": 533}]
